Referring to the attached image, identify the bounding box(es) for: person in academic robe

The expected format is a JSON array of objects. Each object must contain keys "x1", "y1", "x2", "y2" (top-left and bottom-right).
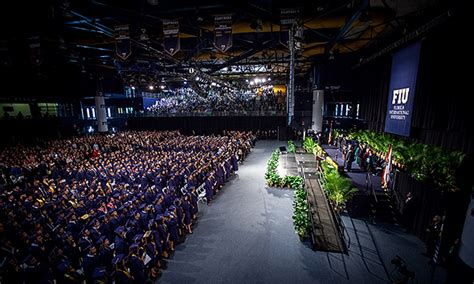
[
  {"x1": 81, "y1": 245, "x2": 98, "y2": 282},
  {"x1": 128, "y1": 245, "x2": 147, "y2": 284}
]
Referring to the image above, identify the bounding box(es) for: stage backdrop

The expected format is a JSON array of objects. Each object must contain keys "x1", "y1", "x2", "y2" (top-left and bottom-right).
[{"x1": 384, "y1": 41, "x2": 421, "y2": 137}]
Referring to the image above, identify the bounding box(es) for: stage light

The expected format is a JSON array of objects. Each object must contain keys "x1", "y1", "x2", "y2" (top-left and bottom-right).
[
  {"x1": 262, "y1": 78, "x2": 266, "y2": 83},
  {"x1": 245, "y1": 79, "x2": 249, "y2": 83},
  {"x1": 160, "y1": 85, "x2": 165, "y2": 89},
  {"x1": 195, "y1": 76, "x2": 200, "y2": 81},
  {"x1": 131, "y1": 86, "x2": 136, "y2": 90},
  {"x1": 268, "y1": 77, "x2": 271, "y2": 81},
  {"x1": 148, "y1": 85, "x2": 154, "y2": 90},
  {"x1": 183, "y1": 81, "x2": 187, "y2": 85}
]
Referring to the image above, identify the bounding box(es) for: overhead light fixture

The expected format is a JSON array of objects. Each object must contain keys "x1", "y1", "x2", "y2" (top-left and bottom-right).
[
  {"x1": 131, "y1": 86, "x2": 136, "y2": 90},
  {"x1": 148, "y1": 85, "x2": 154, "y2": 90},
  {"x1": 160, "y1": 85, "x2": 165, "y2": 89},
  {"x1": 195, "y1": 76, "x2": 200, "y2": 81},
  {"x1": 250, "y1": 81, "x2": 255, "y2": 86},
  {"x1": 268, "y1": 77, "x2": 271, "y2": 81},
  {"x1": 211, "y1": 82, "x2": 217, "y2": 86}
]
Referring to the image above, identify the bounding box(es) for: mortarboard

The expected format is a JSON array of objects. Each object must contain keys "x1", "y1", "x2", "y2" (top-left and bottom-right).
[
  {"x1": 112, "y1": 254, "x2": 124, "y2": 265},
  {"x1": 96, "y1": 235, "x2": 106, "y2": 245},
  {"x1": 133, "y1": 234, "x2": 143, "y2": 242},
  {"x1": 56, "y1": 259, "x2": 71, "y2": 272},
  {"x1": 114, "y1": 226, "x2": 125, "y2": 235},
  {"x1": 92, "y1": 267, "x2": 107, "y2": 279},
  {"x1": 129, "y1": 243, "x2": 139, "y2": 251}
]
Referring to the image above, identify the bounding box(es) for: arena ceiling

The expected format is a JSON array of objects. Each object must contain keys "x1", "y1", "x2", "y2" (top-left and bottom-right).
[{"x1": 0, "y1": 0, "x2": 446, "y2": 94}]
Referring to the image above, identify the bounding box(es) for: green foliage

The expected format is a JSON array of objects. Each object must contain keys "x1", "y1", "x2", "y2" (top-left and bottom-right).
[
  {"x1": 303, "y1": 137, "x2": 325, "y2": 158},
  {"x1": 348, "y1": 130, "x2": 465, "y2": 191},
  {"x1": 292, "y1": 178, "x2": 311, "y2": 237},
  {"x1": 288, "y1": 140, "x2": 296, "y2": 153},
  {"x1": 264, "y1": 149, "x2": 310, "y2": 237},
  {"x1": 320, "y1": 160, "x2": 358, "y2": 212}
]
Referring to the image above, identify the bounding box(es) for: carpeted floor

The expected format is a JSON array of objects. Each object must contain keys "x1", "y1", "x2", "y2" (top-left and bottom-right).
[{"x1": 158, "y1": 140, "x2": 446, "y2": 284}]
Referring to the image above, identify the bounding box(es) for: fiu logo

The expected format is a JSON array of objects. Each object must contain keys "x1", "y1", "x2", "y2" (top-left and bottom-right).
[{"x1": 392, "y1": 88, "x2": 409, "y2": 104}]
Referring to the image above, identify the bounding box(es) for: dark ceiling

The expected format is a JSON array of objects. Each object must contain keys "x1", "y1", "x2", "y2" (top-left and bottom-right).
[{"x1": 0, "y1": 0, "x2": 451, "y2": 97}]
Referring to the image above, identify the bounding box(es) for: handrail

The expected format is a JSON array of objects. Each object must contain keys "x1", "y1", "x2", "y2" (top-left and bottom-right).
[{"x1": 316, "y1": 173, "x2": 348, "y2": 251}]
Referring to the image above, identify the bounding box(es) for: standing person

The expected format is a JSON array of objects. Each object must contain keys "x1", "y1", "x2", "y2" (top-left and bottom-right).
[
  {"x1": 402, "y1": 192, "x2": 416, "y2": 232},
  {"x1": 345, "y1": 145, "x2": 355, "y2": 172},
  {"x1": 424, "y1": 215, "x2": 442, "y2": 258}
]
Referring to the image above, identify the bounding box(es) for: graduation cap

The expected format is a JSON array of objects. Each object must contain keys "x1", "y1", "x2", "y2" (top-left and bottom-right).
[
  {"x1": 96, "y1": 235, "x2": 106, "y2": 245},
  {"x1": 56, "y1": 259, "x2": 71, "y2": 272},
  {"x1": 112, "y1": 254, "x2": 124, "y2": 266},
  {"x1": 114, "y1": 226, "x2": 125, "y2": 235},
  {"x1": 92, "y1": 267, "x2": 107, "y2": 279},
  {"x1": 133, "y1": 234, "x2": 143, "y2": 242},
  {"x1": 129, "y1": 243, "x2": 139, "y2": 251}
]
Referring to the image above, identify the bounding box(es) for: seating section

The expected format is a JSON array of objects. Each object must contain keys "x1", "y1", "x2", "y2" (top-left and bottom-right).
[{"x1": 0, "y1": 131, "x2": 255, "y2": 283}]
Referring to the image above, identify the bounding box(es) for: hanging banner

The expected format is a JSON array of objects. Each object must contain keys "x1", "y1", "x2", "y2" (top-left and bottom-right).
[
  {"x1": 162, "y1": 19, "x2": 180, "y2": 56},
  {"x1": 214, "y1": 14, "x2": 233, "y2": 52},
  {"x1": 280, "y1": 8, "x2": 299, "y2": 48},
  {"x1": 115, "y1": 25, "x2": 131, "y2": 60},
  {"x1": 384, "y1": 41, "x2": 421, "y2": 137}
]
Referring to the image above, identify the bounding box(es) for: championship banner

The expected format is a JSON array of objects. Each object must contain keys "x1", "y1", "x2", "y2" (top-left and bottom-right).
[
  {"x1": 280, "y1": 8, "x2": 299, "y2": 48},
  {"x1": 115, "y1": 25, "x2": 131, "y2": 60},
  {"x1": 384, "y1": 41, "x2": 421, "y2": 136},
  {"x1": 214, "y1": 14, "x2": 232, "y2": 52},
  {"x1": 162, "y1": 19, "x2": 180, "y2": 56}
]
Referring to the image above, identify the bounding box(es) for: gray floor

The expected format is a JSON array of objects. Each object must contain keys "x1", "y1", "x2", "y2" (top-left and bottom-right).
[{"x1": 159, "y1": 140, "x2": 445, "y2": 284}]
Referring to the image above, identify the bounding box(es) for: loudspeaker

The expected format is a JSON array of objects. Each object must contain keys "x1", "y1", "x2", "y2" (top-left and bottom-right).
[{"x1": 279, "y1": 146, "x2": 287, "y2": 153}]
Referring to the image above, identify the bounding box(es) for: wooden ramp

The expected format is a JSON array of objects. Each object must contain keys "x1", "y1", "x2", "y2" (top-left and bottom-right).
[{"x1": 295, "y1": 153, "x2": 346, "y2": 253}]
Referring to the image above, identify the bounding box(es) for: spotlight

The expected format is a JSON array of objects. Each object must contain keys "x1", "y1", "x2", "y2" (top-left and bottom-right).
[
  {"x1": 268, "y1": 77, "x2": 271, "y2": 81},
  {"x1": 160, "y1": 85, "x2": 165, "y2": 89},
  {"x1": 131, "y1": 86, "x2": 136, "y2": 90},
  {"x1": 262, "y1": 78, "x2": 266, "y2": 83},
  {"x1": 245, "y1": 79, "x2": 249, "y2": 83},
  {"x1": 148, "y1": 85, "x2": 154, "y2": 90},
  {"x1": 183, "y1": 81, "x2": 187, "y2": 85},
  {"x1": 195, "y1": 76, "x2": 200, "y2": 81}
]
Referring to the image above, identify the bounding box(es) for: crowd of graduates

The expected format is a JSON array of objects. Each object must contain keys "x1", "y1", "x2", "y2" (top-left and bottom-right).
[{"x1": 0, "y1": 130, "x2": 255, "y2": 283}]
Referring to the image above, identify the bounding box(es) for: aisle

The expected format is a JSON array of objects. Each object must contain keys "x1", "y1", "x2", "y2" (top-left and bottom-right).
[{"x1": 159, "y1": 140, "x2": 445, "y2": 284}]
